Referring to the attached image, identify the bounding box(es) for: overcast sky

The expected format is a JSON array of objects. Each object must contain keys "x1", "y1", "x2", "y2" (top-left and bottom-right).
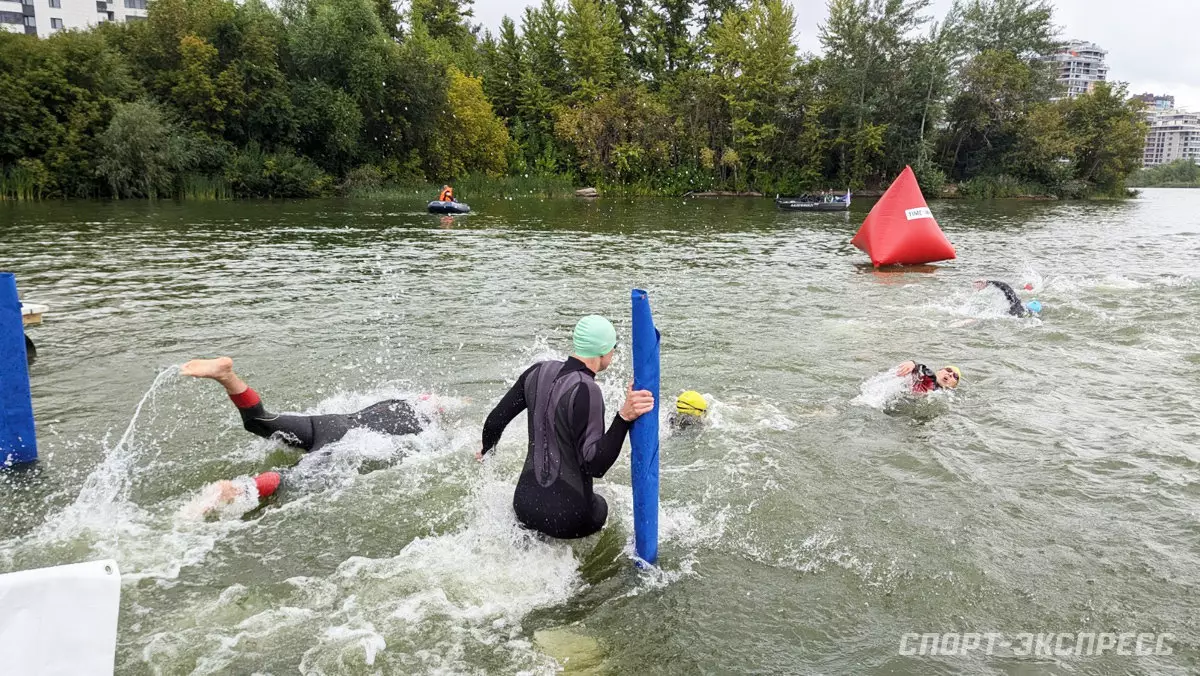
[{"x1": 472, "y1": 0, "x2": 1199, "y2": 109}]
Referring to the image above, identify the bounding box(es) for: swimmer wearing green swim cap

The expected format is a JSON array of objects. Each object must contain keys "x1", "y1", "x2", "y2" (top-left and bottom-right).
[{"x1": 478, "y1": 314, "x2": 655, "y2": 539}]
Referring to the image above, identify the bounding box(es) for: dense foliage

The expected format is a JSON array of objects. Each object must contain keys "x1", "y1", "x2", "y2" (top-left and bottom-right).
[
  {"x1": 1129, "y1": 158, "x2": 1200, "y2": 188},
  {"x1": 0, "y1": 0, "x2": 1149, "y2": 199}
]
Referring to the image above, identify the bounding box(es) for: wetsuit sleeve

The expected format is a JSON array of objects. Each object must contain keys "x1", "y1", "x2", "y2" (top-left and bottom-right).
[
  {"x1": 480, "y1": 364, "x2": 537, "y2": 455},
  {"x1": 914, "y1": 363, "x2": 936, "y2": 380},
  {"x1": 987, "y1": 280, "x2": 1027, "y2": 317},
  {"x1": 573, "y1": 382, "x2": 631, "y2": 478}
]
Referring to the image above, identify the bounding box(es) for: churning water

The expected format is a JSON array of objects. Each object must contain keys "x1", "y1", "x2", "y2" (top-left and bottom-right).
[{"x1": 1, "y1": 189, "x2": 1198, "y2": 673}]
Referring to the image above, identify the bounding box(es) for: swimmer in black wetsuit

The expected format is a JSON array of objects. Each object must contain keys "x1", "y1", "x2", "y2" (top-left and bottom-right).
[
  {"x1": 181, "y1": 357, "x2": 427, "y2": 510},
  {"x1": 973, "y1": 280, "x2": 1036, "y2": 317},
  {"x1": 477, "y1": 315, "x2": 654, "y2": 539}
]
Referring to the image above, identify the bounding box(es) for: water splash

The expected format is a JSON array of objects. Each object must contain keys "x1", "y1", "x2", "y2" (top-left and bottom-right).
[
  {"x1": 175, "y1": 476, "x2": 261, "y2": 522},
  {"x1": 851, "y1": 370, "x2": 913, "y2": 410}
]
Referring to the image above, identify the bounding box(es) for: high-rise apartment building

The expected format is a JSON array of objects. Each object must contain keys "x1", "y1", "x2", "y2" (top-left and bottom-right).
[
  {"x1": 1043, "y1": 40, "x2": 1109, "y2": 99},
  {"x1": 1143, "y1": 110, "x2": 1200, "y2": 167},
  {"x1": 0, "y1": 0, "x2": 146, "y2": 38},
  {"x1": 1136, "y1": 93, "x2": 1176, "y2": 112}
]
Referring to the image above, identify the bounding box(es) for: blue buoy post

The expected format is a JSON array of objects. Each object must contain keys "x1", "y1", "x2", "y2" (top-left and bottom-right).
[
  {"x1": 0, "y1": 272, "x2": 37, "y2": 465},
  {"x1": 630, "y1": 288, "x2": 660, "y2": 565}
]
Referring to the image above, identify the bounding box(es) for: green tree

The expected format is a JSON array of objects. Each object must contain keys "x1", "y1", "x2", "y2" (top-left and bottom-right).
[
  {"x1": 211, "y1": 0, "x2": 295, "y2": 149},
  {"x1": 97, "y1": 99, "x2": 196, "y2": 198},
  {"x1": 562, "y1": 0, "x2": 626, "y2": 101},
  {"x1": 641, "y1": 0, "x2": 695, "y2": 80},
  {"x1": 1059, "y1": 82, "x2": 1147, "y2": 194},
  {"x1": 411, "y1": 0, "x2": 474, "y2": 47},
  {"x1": 555, "y1": 85, "x2": 676, "y2": 183},
  {"x1": 818, "y1": 0, "x2": 933, "y2": 187},
  {"x1": 0, "y1": 28, "x2": 139, "y2": 197},
  {"x1": 939, "y1": 49, "x2": 1050, "y2": 180},
  {"x1": 958, "y1": 0, "x2": 1056, "y2": 57},
  {"x1": 1130, "y1": 158, "x2": 1200, "y2": 187},
  {"x1": 522, "y1": 0, "x2": 568, "y2": 97},
  {"x1": 711, "y1": 0, "x2": 797, "y2": 186},
  {"x1": 428, "y1": 67, "x2": 510, "y2": 178},
  {"x1": 483, "y1": 17, "x2": 524, "y2": 120}
]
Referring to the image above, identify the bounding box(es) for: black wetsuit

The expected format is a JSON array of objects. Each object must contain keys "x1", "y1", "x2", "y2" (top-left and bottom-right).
[
  {"x1": 911, "y1": 363, "x2": 941, "y2": 393},
  {"x1": 985, "y1": 280, "x2": 1029, "y2": 317},
  {"x1": 668, "y1": 413, "x2": 703, "y2": 432},
  {"x1": 481, "y1": 357, "x2": 631, "y2": 539},
  {"x1": 237, "y1": 394, "x2": 424, "y2": 453}
]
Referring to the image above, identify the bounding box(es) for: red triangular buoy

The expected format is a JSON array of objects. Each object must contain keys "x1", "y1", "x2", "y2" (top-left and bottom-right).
[{"x1": 851, "y1": 166, "x2": 956, "y2": 267}]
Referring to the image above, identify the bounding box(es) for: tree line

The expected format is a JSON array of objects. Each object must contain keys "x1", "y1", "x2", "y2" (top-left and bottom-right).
[
  {"x1": 0, "y1": 0, "x2": 1149, "y2": 200},
  {"x1": 1129, "y1": 159, "x2": 1200, "y2": 188}
]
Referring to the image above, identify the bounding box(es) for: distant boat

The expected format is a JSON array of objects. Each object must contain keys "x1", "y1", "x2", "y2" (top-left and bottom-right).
[
  {"x1": 428, "y1": 200, "x2": 471, "y2": 214},
  {"x1": 775, "y1": 190, "x2": 851, "y2": 212}
]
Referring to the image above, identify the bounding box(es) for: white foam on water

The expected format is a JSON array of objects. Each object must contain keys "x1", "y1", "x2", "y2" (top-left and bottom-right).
[
  {"x1": 628, "y1": 498, "x2": 731, "y2": 592},
  {"x1": 851, "y1": 370, "x2": 914, "y2": 410},
  {"x1": 740, "y1": 528, "x2": 907, "y2": 593},
  {"x1": 1, "y1": 372, "x2": 472, "y2": 582},
  {"x1": 195, "y1": 477, "x2": 583, "y2": 674},
  {"x1": 928, "y1": 287, "x2": 1023, "y2": 321},
  {"x1": 0, "y1": 367, "x2": 260, "y2": 581},
  {"x1": 176, "y1": 476, "x2": 262, "y2": 522},
  {"x1": 693, "y1": 395, "x2": 797, "y2": 434}
]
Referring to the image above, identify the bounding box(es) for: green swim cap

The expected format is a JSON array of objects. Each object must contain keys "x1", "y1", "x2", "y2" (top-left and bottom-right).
[{"x1": 573, "y1": 315, "x2": 617, "y2": 358}]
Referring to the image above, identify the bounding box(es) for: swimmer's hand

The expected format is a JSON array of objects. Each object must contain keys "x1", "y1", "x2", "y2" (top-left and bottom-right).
[
  {"x1": 619, "y1": 382, "x2": 655, "y2": 422},
  {"x1": 207, "y1": 480, "x2": 241, "y2": 511},
  {"x1": 475, "y1": 448, "x2": 485, "y2": 462},
  {"x1": 972, "y1": 279, "x2": 987, "y2": 291},
  {"x1": 179, "y1": 479, "x2": 243, "y2": 520},
  {"x1": 895, "y1": 361, "x2": 917, "y2": 377}
]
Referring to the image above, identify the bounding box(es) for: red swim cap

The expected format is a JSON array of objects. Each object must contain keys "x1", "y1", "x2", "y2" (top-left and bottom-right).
[
  {"x1": 1023, "y1": 283, "x2": 1034, "y2": 291},
  {"x1": 254, "y1": 471, "x2": 281, "y2": 498}
]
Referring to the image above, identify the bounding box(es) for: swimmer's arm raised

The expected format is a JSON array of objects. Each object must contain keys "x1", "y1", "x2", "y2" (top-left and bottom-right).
[
  {"x1": 896, "y1": 361, "x2": 934, "y2": 378},
  {"x1": 986, "y1": 280, "x2": 1026, "y2": 316}
]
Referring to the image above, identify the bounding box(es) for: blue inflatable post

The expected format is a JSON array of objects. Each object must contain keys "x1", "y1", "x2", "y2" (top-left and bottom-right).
[
  {"x1": 0, "y1": 273, "x2": 37, "y2": 465},
  {"x1": 630, "y1": 289, "x2": 660, "y2": 565}
]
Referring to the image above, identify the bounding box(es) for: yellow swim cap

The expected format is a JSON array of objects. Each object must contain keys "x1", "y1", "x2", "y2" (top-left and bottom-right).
[
  {"x1": 676, "y1": 391, "x2": 707, "y2": 417},
  {"x1": 945, "y1": 365, "x2": 962, "y2": 387}
]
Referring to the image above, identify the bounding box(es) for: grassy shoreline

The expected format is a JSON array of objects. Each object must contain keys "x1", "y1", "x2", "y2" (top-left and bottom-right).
[{"x1": 2, "y1": 172, "x2": 1143, "y2": 202}]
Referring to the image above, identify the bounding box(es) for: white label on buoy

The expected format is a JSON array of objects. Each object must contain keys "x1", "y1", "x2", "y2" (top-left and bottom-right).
[
  {"x1": 0, "y1": 559, "x2": 121, "y2": 675},
  {"x1": 905, "y1": 207, "x2": 933, "y2": 220}
]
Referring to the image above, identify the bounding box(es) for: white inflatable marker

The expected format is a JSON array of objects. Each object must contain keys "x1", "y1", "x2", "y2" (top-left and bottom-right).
[{"x1": 0, "y1": 559, "x2": 122, "y2": 675}]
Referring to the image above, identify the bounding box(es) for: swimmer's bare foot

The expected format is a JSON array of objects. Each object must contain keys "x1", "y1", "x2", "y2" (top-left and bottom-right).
[
  {"x1": 182, "y1": 357, "x2": 233, "y2": 379},
  {"x1": 181, "y1": 357, "x2": 248, "y2": 395}
]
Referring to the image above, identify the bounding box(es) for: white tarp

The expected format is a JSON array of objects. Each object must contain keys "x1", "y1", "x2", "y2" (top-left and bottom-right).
[{"x1": 0, "y1": 559, "x2": 121, "y2": 675}]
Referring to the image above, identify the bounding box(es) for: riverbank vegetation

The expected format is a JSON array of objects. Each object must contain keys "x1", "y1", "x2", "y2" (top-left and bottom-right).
[
  {"x1": 0, "y1": 0, "x2": 1149, "y2": 201},
  {"x1": 1128, "y1": 159, "x2": 1200, "y2": 188}
]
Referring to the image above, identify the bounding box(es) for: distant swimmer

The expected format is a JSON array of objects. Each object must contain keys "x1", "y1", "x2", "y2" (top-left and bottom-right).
[
  {"x1": 895, "y1": 360, "x2": 960, "y2": 394},
  {"x1": 973, "y1": 279, "x2": 1041, "y2": 317},
  {"x1": 478, "y1": 315, "x2": 654, "y2": 539},
  {"x1": 669, "y1": 390, "x2": 708, "y2": 431},
  {"x1": 180, "y1": 357, "x2": 430, "y2": 511},
  {"x1": 438, "y1": 184, "x2": 454, "y2": 202}
]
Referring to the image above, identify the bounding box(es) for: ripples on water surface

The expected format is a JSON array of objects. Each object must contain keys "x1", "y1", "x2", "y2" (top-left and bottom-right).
[{"x1": 1, "y1": 189, "x2": 1198, "y2": 674}]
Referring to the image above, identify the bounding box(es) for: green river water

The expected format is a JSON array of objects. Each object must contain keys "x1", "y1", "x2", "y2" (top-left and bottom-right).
[{"x1": 1, "y1": 189, "x2": 1198, "y2": 674}]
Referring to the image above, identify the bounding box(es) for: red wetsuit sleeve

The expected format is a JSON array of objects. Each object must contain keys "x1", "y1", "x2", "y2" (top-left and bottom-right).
[{"x1": 254, "y1": 471, "x2": 281, "y2": 498}]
